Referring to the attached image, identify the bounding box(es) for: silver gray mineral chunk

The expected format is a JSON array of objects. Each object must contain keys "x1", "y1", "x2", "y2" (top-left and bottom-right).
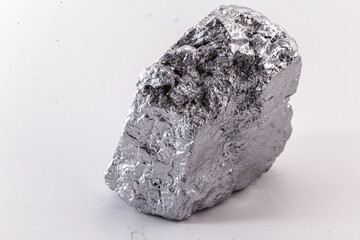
[{"x1": 105, "y1": 5, "x2": 301, "y2": 220}]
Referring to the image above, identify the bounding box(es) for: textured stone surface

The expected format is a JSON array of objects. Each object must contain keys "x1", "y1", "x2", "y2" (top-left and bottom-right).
[{"x1": 105, "y1": 5, "x2": 301, "y2": 220}]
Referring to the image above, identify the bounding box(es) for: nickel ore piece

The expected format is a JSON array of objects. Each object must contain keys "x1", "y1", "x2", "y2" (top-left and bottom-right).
[{"x1": 105, "y1": 5, "x2": 301, "y2": 220}]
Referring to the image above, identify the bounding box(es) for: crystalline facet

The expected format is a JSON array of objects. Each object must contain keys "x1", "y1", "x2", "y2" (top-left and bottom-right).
[{"x1": 105, "y1": 5, "x2": 302, "y2": 220}]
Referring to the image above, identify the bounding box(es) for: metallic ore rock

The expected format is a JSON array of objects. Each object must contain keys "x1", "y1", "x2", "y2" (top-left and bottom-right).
[{"x1": 105, "y1": 5, "x2": 301, "y2": 220}]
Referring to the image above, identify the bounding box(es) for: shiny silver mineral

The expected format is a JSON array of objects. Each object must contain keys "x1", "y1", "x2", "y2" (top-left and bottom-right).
[{"x1": 105, "y1": 5, "x2": 301, "y2": 220}]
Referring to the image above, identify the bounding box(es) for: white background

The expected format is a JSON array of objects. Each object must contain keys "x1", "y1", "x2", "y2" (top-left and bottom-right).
[{"x1": 1, "y1": 0, "x2": 360, "y2": 239}]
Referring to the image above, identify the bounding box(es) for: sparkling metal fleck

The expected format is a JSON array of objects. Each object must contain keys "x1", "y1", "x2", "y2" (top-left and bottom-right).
[{"x1": 105, "y1": 5, "x2": 302, "y2": 220}]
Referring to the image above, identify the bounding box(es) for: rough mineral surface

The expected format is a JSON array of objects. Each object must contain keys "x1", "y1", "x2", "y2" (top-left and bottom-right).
[{"x1": 105, "y1": 5, "x2": 302, "y2": 220}]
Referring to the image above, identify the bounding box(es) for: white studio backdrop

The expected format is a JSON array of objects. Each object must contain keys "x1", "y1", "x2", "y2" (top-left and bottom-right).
[{"x1": 0, "y1": 0, "x2": 359, "y2": 239}]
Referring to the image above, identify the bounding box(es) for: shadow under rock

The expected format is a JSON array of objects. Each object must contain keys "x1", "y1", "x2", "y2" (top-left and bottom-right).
[{"x1": 184, "y1": 169, "x2": 294, "y2": 224}]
